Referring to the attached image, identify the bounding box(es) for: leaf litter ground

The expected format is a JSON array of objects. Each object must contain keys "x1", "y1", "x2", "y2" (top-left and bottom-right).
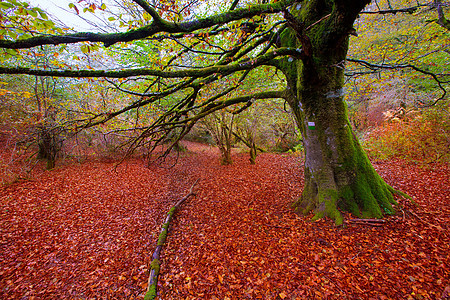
[{"x1": 0, "y1": 142, "x2": 448, "y2": 299}]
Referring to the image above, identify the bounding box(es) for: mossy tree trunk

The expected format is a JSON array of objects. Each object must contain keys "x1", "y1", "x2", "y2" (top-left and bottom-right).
[
  {"x1": 279, "y1": 0, "x2": 398, "y2": 224},
  {"x1": 219, "y1": 118, "x2": 233, "y2": 165},
  {"x1": 249, "y1": 140, "x2": 257, "y2": 164}
]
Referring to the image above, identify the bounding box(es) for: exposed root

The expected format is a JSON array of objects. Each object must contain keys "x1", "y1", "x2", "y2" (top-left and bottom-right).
[{"x1": 293, "y1": 178, "x2": 402, "y2": 226}]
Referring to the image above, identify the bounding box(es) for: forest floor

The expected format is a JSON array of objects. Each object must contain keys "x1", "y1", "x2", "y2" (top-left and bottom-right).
[{"x1": 0, "y1": 142, "x2": 449, "y2": 299}]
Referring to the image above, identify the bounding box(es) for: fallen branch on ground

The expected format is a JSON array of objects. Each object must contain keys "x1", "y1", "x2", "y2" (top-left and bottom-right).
[
  {"x1": 348, "y1": 219, "x2": 386, "y2": 227},
  {"x1": 349, "y1": 219, "x2": 386, "y2": 223},
  {"x1": 144, "y1": 179, "x2": 199, "y2": 300}
]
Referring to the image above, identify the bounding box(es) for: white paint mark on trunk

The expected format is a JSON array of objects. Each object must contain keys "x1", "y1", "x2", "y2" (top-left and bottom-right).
[{"x1": 325, "y1": 88, "x2": 346, "y2": 99}]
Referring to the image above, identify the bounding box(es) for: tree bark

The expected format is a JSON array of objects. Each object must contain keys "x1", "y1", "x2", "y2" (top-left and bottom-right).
[
  {"x1": 281, "y1": 0, "x2": 400, "y2": 224},
  {"x1": 249, "y1": 141, "x2": 257, "y2": 164}
]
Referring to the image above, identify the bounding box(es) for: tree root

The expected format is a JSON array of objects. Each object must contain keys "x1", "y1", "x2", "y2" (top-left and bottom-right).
[{"x1": 388, "y1": 186, "x2": 416, "y2": 205}]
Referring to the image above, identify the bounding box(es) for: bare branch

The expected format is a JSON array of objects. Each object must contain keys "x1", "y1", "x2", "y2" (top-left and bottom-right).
[
  {"x1": 360, "y1": 5, "x2": 422, "y2": 15},
  {"x1": 347, "y1": 58, "x2": 448, "y2": 107}
]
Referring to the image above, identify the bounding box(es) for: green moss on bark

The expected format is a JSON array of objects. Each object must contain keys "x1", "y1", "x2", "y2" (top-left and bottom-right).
[
  {"x1": 144, "y1": 259, "x2": 161, "y2": 300},
  {"x1": 291, "y1": 93, "x2": 401, "y2": 224},
  {"x1": 157, "y1": 222, "x2": 169, "y2": 246},
  {"x1": 150, "y1": 258, "x2": 161, "y2": 274},
  {"x1": 282, "y1": 0, "x2": 405, "y2": 225},
  {"x1": 310, "y1": 189, "x2": 343, "y2": 225},
  {"x1": 168, "y1": 206, "x2": 176, "y2": 216}
]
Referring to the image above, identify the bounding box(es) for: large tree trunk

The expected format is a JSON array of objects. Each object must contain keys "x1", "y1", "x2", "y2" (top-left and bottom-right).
[
  {"x1": 291, "y1": 74, "x2": 397, "y2": 224},
  {"x1": 281, "y1": 0, "x2": 399, "y2": 224}
]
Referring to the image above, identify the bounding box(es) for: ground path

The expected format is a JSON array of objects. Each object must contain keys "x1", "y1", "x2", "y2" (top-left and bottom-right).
[{"x1": 0, "y1": 142, "x2": 449, "y2": 299}]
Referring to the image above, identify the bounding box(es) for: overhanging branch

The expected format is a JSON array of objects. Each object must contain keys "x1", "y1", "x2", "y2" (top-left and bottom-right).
[
  {"x1": 0, "y1": 0, "x2": 295, "y2": 49},
  {"x1": 0, "y1": 47, "x2": 301, "y2": 78},
  {"x1": 110, "y1": 87, "x2": 286, "y2": 159}
]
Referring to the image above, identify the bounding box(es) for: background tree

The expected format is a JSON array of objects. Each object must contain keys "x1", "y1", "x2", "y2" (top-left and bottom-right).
[
  {"x1": 200, "y1": 109, "x2": 234, "y2": 165},
  {"x1": 0, "y1": 0, "x2": 448, "y2": 223},
  {"x1": 233, "y1": 105, "x2": 260, "y2": 164}
]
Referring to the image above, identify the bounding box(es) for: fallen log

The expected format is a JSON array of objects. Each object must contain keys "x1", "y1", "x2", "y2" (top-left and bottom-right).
[{"x1": 144, "y1": 179, "x2": 199, "y2": 300}]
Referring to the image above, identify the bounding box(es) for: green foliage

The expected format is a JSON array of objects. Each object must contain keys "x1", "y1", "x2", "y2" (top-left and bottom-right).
[
  {"x1": 288, "y1": 143, "x2": 304, "y2": 153},
  {"x1": 0, "y1": 0, "x2": 65, "y2": 61},
  {"x1": 345, "y1": 0, "x2": 450, "y2": 166}
]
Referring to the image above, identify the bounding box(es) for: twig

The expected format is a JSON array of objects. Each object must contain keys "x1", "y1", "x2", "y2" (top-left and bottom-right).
[
  {"x1": 348, "y1": 219, "x2": 385, "y2": 227},
  {"x1": 349, "y1": 251, "x2": 361, "y2": 261},
  {"x1": 399, "y1": 207, "x2": 405, "y2": 222},
  {"x1": 404, "y1": 208, "x2": 444, "y2": 231},
  {"x1": 348, "y1": 219, "x2": 386, "y2": 226},
  {"x1": 305, "y1": 13, "x2": 331, "y2": 31},
  {"x1": 263, "y1": 224, "x2": 291, "y2": 230}
]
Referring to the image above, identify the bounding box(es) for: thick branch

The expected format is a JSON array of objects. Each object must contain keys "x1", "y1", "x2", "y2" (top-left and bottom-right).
[
  {"x1": 0, "y1": 47, "x2": 301, "y2": 78},
  {"x1": 283, "y1": 10, "x2": 312, "y2": 58},
  {"x1": 193, "y1": 90, "x2": 286, "y2": 121},
  {"x1": 0, "y1": 0, "x2": 295, "y2": 49}
]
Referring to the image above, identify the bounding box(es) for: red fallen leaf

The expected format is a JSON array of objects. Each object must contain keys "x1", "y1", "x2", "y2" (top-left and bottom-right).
[{"x1": 1, "y1": 142, "x2": 448, "y2": 299}]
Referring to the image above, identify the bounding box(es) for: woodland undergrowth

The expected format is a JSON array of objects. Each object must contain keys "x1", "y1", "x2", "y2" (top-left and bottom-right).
[{"x1": 363, "y1": 110, "x2": 450, "y2": 164}]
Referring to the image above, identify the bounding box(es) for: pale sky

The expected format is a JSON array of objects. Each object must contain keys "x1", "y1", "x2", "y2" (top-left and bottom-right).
[{"x1": 27, "y1": 0, "x2": 104, "y2": 31}]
